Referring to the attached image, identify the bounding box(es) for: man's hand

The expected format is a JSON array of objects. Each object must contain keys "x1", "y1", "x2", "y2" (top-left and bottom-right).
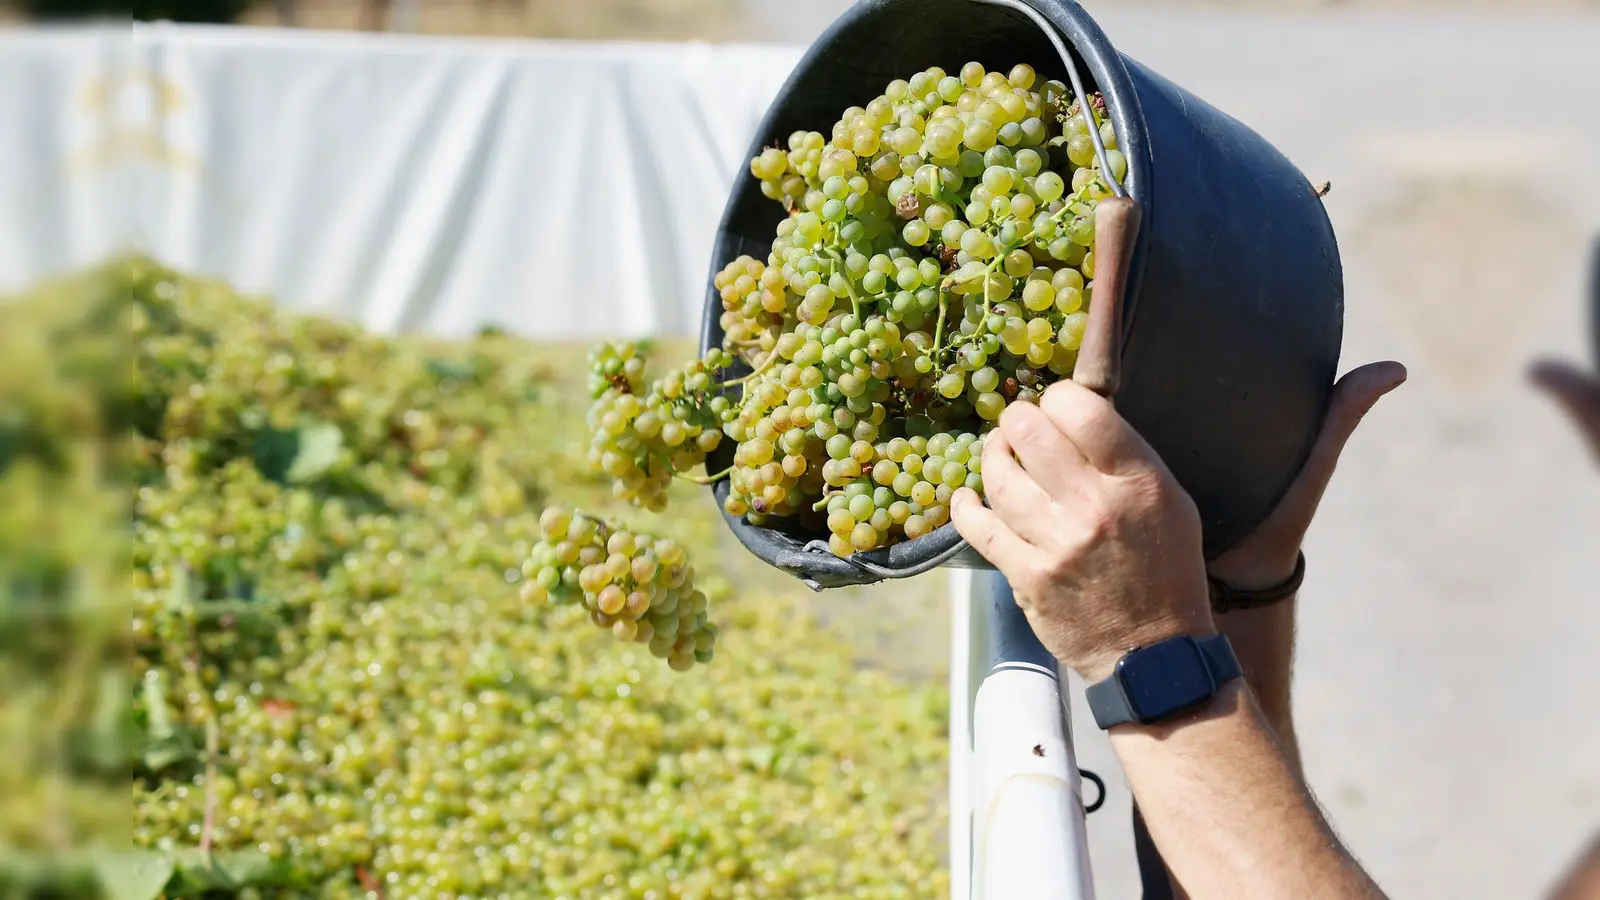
[
  {"x1": 1205, "y1": 362, "x2": 1405, "y2": 775},
  {"x1": 949, "y1": 380, "x2": 1213, "y2": 683},
  {"x1": 1532, "y1": 360, "x2": 1600, "y2": 463},
  {"x1": 1208, "y1": 361, "x2": 1408, "y2": 590}
]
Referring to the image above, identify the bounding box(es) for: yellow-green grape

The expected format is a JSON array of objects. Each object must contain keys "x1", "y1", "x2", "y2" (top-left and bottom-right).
[
  {"x1": 716, "y1": 254, "x2": 786, "y2": 363},
  {"x1": 585, "y1": 342, "x2": 730, "y2": 512}
]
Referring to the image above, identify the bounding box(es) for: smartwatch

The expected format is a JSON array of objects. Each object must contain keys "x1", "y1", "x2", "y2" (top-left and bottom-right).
[{"x1": 1085, "y1": 633, "x2": 1242, "y2": 729}]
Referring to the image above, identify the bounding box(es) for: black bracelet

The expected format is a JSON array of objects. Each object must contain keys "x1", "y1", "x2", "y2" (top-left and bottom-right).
[{"x1": 1208, "y1": 551, "x2": 1306, "y2": 615}]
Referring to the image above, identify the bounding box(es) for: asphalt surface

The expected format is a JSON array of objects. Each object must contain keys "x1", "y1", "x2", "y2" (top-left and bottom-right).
[{"x1": 741, "y1": 5, "x2": 1600, "y2": 898}]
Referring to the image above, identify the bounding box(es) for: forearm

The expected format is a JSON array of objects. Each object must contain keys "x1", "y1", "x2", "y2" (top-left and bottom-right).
[
  {"x1": 1217, "y1": 597, "x2": 1299, "y2": 772},
  {"x1": 1111, "y1": 680, "x2": 1383, "y2": 900}
]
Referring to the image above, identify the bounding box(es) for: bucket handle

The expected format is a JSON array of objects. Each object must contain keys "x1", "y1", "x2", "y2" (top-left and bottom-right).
[
  {"x1": 972, "y1": 0, "x2": 1128, "y2": 201},
  {"x1": 798, "y1": 537, "x2": 972, "y2": 583},
  {"x1": 1073, "y1": 195, "x2": 1142, "y2": 398},
  {"x1": 971, "y1": 0, "x2": 1138, "y2": 398}
]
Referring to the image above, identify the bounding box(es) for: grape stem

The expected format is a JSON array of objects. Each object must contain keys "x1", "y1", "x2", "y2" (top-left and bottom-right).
[
  {"x1": 200, "y1": 710, "x2": 219, "y2": 854},
  {"x1": 825, "y1": 253, "x2": 863, "y2": 320},
  {"x1": 933, "y1": 185, "x2": 965, "y2": 211},
  {"x1": 716, "y1": 350, "x2": 780, "y2": 388},
  {"x1": 674, "y1": 466, "x2": 732, "y2": 485}
]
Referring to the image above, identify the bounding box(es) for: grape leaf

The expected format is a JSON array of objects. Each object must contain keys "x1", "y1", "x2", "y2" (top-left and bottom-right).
[
  {"x1": 427, "y1": 358, "x2": 478, "y2": 382},
  {"x1": 94, "y1": 851, "x2": 174, "y2": 900},
  {"x1": 250, "y1": 427, "x2": 300, "y2": 483},
  {"x1": 141, "y1": 734, "x2": 194, "y2": 771},
  {"x1": 170, "y1": 848, "x2": 225, "y2": 888},
  {"x1": 251, "y1": 422, "x2": 344, "y2": 484},
  {"x1": 164, "y1": 848, "x2": 286, "y2": 890},
  {"x1": 746, "y1": 745, "x2": 777, "y2": 773},
  {"x1": 138, "y1": 670, "x2": 196, "y2": 771},
  {"x1": 213, "y1": 849, "x2": 278, "y2": 883},
  {"x1": 285, "y1": 422, "x2": 343, "y2": 483}
]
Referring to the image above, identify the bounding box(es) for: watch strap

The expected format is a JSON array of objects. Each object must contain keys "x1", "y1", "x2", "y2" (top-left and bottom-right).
[
  {"x1": 1086, "y1": 633, "x2": 1241, "y2": 730},
  {"x1": 1084, "y1": 667, "x2": 1133, "y2": 729},
  {"x1": 1197, "y1": 632, "x2": 1241, "y2": 684}
]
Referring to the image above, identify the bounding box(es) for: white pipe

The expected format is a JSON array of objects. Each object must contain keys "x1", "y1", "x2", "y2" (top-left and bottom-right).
[
  {"x1": 952, "y1": 570, "x2": 1096, "y2": 900},
  {"x1": 972, "y1": 665, "x2": 1096, "y2": 900}
]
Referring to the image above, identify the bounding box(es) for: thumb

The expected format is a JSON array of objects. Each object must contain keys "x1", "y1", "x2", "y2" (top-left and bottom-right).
[
  {"x1": 1277, "y1": 361, "x2": 1409, "y2": 526},
  {"x1": 1530, "y1": 360, "x2": 1600, "y2": 458}
]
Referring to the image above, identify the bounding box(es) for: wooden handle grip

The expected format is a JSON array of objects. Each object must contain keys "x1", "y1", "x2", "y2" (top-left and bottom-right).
[{"x1": 1072, "y1": 195, "x2": 1142, "y2": 399}]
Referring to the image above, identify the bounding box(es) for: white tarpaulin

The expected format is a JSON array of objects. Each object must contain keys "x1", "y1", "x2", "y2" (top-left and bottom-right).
[{"x1": 1, "y1": 25, "x2": 801, "y2": 335}]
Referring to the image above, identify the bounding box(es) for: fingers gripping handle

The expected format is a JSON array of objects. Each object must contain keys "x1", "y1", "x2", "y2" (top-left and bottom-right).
[{"x1": 1073, "y1": 196, "x2": 1142, "y2": 399}]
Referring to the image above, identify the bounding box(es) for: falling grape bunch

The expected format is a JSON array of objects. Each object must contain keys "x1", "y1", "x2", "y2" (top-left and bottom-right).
[
  {"x1": 575, "y1": 60, "x2": 1120, "y2": 621},
  {"x1": 520, "y1": 507, "x2": 718, "y2": 672}
]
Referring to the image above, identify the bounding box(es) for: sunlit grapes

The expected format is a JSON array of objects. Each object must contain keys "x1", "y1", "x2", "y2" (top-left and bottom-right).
[{"x1": 522, "y1": 507, "x2": 716, "y2": 671}]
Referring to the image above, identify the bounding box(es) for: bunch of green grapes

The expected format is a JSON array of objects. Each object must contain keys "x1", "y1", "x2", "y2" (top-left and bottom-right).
[
  {"x1": 816, "y1": 430, "x2": 984, "y2": 555},
  {"x1": 521, "y1": 508, "x2": 716, "y2": 671},
  {"x1": 712, "y1": 254, "x2": 789, "y2": 361},
  {"x1": 584, "y1": 342, "x2": 734, "y2": 512},
  {"x1": 599, "y1": 60, "x2": 1122, "y2": 556}
]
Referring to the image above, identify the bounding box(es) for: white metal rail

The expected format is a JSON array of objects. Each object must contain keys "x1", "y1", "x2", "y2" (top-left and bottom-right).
[{"x1": 950, "y1": 569, "x2": 1096, "y2": 900}]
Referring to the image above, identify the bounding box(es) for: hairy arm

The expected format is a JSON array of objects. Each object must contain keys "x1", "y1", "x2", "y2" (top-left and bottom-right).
[{"x1": 1111, "y1": 680, "x2": 1379, "y2": 899}]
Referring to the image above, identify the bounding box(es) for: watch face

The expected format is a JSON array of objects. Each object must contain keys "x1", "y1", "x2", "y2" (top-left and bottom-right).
[{"x1": 1118, "y1": 636, "x2": 1213, "y2": 722}]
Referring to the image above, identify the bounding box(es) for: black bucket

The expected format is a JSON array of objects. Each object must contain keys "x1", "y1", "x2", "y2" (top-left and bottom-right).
[{"x1": 699, "y1": 0, "x2": 1343, "y2": 589}]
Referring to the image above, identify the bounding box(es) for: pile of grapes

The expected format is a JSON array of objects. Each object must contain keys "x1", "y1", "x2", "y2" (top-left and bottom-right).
[
  {"x1": 586, "y1": 61, "x2": 1121, "y2": 557},
  {"x1": 2, "y1": 260, "x2": 950, "y2": 898}
]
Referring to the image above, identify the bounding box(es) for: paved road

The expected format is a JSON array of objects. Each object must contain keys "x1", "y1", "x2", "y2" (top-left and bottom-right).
[{"x1": 741, "y1": 5, "x2": 1600, "y2": 898}]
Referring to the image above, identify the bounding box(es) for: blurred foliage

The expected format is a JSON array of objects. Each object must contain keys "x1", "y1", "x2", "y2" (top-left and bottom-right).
[
  {"x1": 0, "y1": 259, "x2": 134, "y2": 898},
  {"x1": 0, "y1": 258, "x2": 948, "y2": 899}
]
